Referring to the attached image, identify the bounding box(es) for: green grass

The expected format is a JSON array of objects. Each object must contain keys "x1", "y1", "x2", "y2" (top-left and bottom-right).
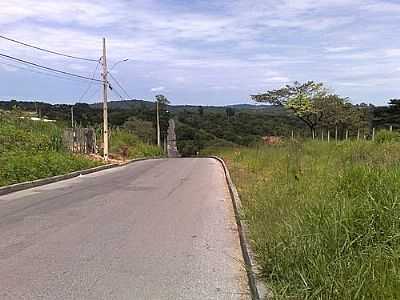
[
  {"x1": 205, "y1": 141, "x2": 400, "y2": 299},
  {"x1": 109, "y1": 129, "x2": 163, "y2": 159},
  {"x1": 0, "y1": 112, "x2": 101, "y2": 187}
]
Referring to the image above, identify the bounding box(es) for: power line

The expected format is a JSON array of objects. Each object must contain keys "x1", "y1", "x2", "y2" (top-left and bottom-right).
[
  {"x1": 109, "y1": 83, "x2": 124, "y2": 101},
  {"x1": 0, "y1": 57, "x2": 90, "y2": 83},
  {"x1": 77, "y1": 61, "x2": 101, "y2": 102},
  {"x1": 108, "y1": 72, "x2": 131, "y2": 99},
  {"x1": 85, "y1": 86, "x2": 100, "y2": 102},
  {"x1": 0, "y1": 52, "x2": 103, "y2": 83},
  {"x1": 0, "y1": 34, "x2": 99, "y2": 62}
]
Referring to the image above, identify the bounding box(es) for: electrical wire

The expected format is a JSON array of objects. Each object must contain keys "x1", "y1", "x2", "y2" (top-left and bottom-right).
[
  {"x1": 108, "y1": 72, "x2": 131, "y2": 99},
  {"x1": 0, "y1": 57, "x2": 91, "y2": 83},
  {"x1": 77, "y1": 61, "x2": 101, "y2": 102},
  {"x1": 109, "y1": 83, "x2": 124, "y2": 100},
  {"x1": 85, "y1": 86, "x2": 100, "y2": 102},
  {"x1": 0, "y1": 34, "x2": 99, "y2": 62},
  {"x1": 0, "y1": 52, "x2": 103, "y2": 83}
]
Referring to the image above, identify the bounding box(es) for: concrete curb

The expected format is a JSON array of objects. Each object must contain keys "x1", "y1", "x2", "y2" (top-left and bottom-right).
[
  {"x1": 211, "y1": 156, "x2": 269, "y2": 300},
  {"x1": 0, "y1": 157, "x2": 164, "y2": 196}
]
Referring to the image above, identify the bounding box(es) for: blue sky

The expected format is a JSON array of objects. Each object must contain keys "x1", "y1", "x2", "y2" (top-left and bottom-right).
[{"x1": 0, "y1": 0, "x2": 399, "y2": 106}]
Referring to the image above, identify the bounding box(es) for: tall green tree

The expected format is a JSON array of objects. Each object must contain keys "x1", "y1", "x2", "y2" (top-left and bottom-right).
[
  {"x1": 155, "y1": 94, "x2": 170, "y2": 139},
  {"x1": 251, "y1": 81, "x2": 327, "y2": 133},
  {"x1": 315, "y1": 95, "x2": 369, "y2": 135}
]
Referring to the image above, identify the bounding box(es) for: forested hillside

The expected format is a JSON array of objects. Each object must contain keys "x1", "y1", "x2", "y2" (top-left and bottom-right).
[{"x1": 1, "y1": 98, "x2": 399, "y2": 156}]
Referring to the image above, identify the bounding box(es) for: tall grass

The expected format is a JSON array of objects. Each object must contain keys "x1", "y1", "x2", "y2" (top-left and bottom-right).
[
  {"x1": 109, "y1": 129, "x2": 162, "y2": 159},
  {"x1": 208, "y1": 141, "x2": 400, "y2": 299},
  {"x1": 0, "y1": 112, "x2": 101, "y2": 187}
]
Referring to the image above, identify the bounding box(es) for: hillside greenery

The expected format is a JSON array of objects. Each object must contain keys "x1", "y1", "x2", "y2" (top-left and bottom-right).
[
  {"x1": 0, "y1": 111, "x2": 101, "y2": 187},
  {"x1": 1, "y1": 96, "x2": 399, "y2": 156}
]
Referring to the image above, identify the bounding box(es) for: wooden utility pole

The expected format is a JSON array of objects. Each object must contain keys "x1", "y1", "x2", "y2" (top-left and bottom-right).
[
  {"x1": 102, "y1": 38, "x2": 109, "y2": 160},
  {"x1": 156, "y1": 100, "x2": 161, "y2": 147},
  {"x1": 71, "y1": 106, "x2": 74, "y2": 128}
]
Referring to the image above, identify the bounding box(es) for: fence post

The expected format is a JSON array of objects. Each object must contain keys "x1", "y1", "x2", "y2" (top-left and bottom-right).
[
  {"x1": 357, "y1": 129, "x2": 360, "y2": 141},
  {"x1": 372, "y1": 128, "x2": 375, "y2": 141},
  {"x1": 335, "y1": 126, "x2": 338, "y2": 143},
  {"x1": 312, "y1": 130, "x2": 315, "y2": 140},
  {"x1": 345, "y1": 130, "x2": 349, "y2": 141},
  {"x1": 327, "y1": 130, "x2": 330, "y2": 143},
  {"x1": 291, "y1": 130, "x2": 294, "y2": 141},
  {"x1": 321, "y1": 130, "x2": 324, "y2": 141},
  {"x1": 390, "y1": 125, "x2": 393, "y2": 132}
]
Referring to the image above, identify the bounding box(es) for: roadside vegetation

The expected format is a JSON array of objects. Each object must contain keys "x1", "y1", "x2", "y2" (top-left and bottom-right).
[
  {"x1": 0, "y1": 109, "x2": 162, "y2": 187},
  {"x1": 0, "y1": 111, "x2": 101, "y2": 187},
  {"x1": 109, "y1": 128, "x2": 162, "y2": 159},
  {"x1": 205, "y1": 139, "x2": 400, "y2": 299}
]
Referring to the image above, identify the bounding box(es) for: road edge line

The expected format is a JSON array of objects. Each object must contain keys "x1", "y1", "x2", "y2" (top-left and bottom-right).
[
  {"x1": 0, "y1": 157, "x2": 163, "y2": 196},
  {"x1": 211, "y1": 156, "x2": 269, "y2": 300}
]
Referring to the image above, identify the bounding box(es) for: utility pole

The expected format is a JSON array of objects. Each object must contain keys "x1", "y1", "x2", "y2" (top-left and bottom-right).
[
  {"x1": 71, "y1": 106, "x2": 74, "y2": 128},
  {"x1": 156, "y1": 99, "x2": 161, "y2": 147},
  {"x1": 101, "y1": 37, "x2": 109, "y2": 160}
]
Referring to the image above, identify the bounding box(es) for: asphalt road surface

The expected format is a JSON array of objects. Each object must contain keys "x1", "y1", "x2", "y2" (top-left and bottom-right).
[{"x1": 0, "y1": 158, "x2": 250, "y2": 299}]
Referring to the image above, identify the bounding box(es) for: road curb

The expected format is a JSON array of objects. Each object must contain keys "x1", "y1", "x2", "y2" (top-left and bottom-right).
[
  {"x1": 211, "y1": 156, "x2": 269, "y2": 300},
  {"x1": 0, "y1": 157, "x2": 163, "y2": 196}
]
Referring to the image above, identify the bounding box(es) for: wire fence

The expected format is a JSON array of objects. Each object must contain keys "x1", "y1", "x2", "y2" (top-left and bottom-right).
[{"x1": 287, "y1": 125, "x2": 398, "y2": 142}]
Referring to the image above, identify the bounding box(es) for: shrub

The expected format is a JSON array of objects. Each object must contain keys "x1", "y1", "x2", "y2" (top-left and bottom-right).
[{"x1": 375, "y1": 129, "x2": 400, "y2": 143}]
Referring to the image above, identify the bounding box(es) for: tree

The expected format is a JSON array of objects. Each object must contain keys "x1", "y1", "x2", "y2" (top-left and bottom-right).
[
  {"x1": 251, "y1": 81, "x2": 327, "y2": 133},
  {"x1": 155, "y1": 94, "x2": 171, "y2": 140},
  {"x1": 123, "y1": 117, "x2": 156, "y2": 143},
  {"x1": 226, "y1": 107, "x2": 235, "y2": 119},
  {"x1": 316, "y1": 95, "x2": 369, "y2": 135},
  {"x1": 198, "y1": 106, "x2": 204, "y2": 116}
]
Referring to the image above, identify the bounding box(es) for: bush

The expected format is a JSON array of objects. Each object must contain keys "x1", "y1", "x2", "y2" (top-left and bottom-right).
[
  {"x1": 375, "y1": 129, "x2": 400, "y2": 143},
  {"x1": 110, "y1": 128, "x2": 162, "y2": 159}
]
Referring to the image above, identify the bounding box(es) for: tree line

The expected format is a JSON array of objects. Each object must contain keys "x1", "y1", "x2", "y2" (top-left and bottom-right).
[{"x1": 1, "y1": 82, "x2": 399, "y2": 155}]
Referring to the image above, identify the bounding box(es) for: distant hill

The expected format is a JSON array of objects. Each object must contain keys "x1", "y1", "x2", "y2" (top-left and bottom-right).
[
  {"x1": 90, "y1": 99, "x2": 289, "y2": 115},
  {"x1": 90, "y1": 99, "x2": 154, "y2": 110}
]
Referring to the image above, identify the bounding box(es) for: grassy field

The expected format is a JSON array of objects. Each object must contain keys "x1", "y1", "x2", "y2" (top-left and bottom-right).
[
  {"x1": 0, "y1": 112, "x2": 102, "y2": 187},
  {"x1": 0, "y1": 109, "x2": 163, "y2": 187},
  {"x1": 205, "y1": 140, "x2": 400, "y2": 299}
]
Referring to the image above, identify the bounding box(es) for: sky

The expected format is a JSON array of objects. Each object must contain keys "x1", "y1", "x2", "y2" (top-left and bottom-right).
[{"x1": 0, "y1": 0, "x2": 399, "y2": 106}]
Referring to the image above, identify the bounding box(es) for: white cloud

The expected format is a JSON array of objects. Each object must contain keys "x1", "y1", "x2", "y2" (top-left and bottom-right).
[
  {"x1": 151, "y1": 86, "x2": 165, "y2": 92},
  {"x1": 325, "y1": 46, "x2": 356, "y2": 53},
  {"x1": 269, "y1": 76, "x2": 291, "y2": 83},
  {"x1": 384, "y1": 49, "x2": 400, "y2": 57},
  {"x1": 0, "y1": 0, "x2": 399, "y2": 105}
]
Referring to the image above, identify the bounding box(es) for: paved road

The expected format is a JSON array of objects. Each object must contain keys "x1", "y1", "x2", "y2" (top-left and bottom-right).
[{"x1": 0, "y1": 158, "x2": 249, "y2": 299}]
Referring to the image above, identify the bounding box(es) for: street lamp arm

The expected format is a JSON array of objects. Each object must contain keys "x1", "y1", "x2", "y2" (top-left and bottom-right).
[{"x1": 109, "y1": 59, "x2": 129, "y2": 72}]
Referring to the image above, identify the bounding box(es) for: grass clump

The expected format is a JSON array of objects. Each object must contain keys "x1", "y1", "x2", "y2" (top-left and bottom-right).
[
  {"x1": 209, "y1": 141, "x2": 400, "y2": 299},
  {"x1": 375, "y1": 129, "x2": 400, "y2": 144}
]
